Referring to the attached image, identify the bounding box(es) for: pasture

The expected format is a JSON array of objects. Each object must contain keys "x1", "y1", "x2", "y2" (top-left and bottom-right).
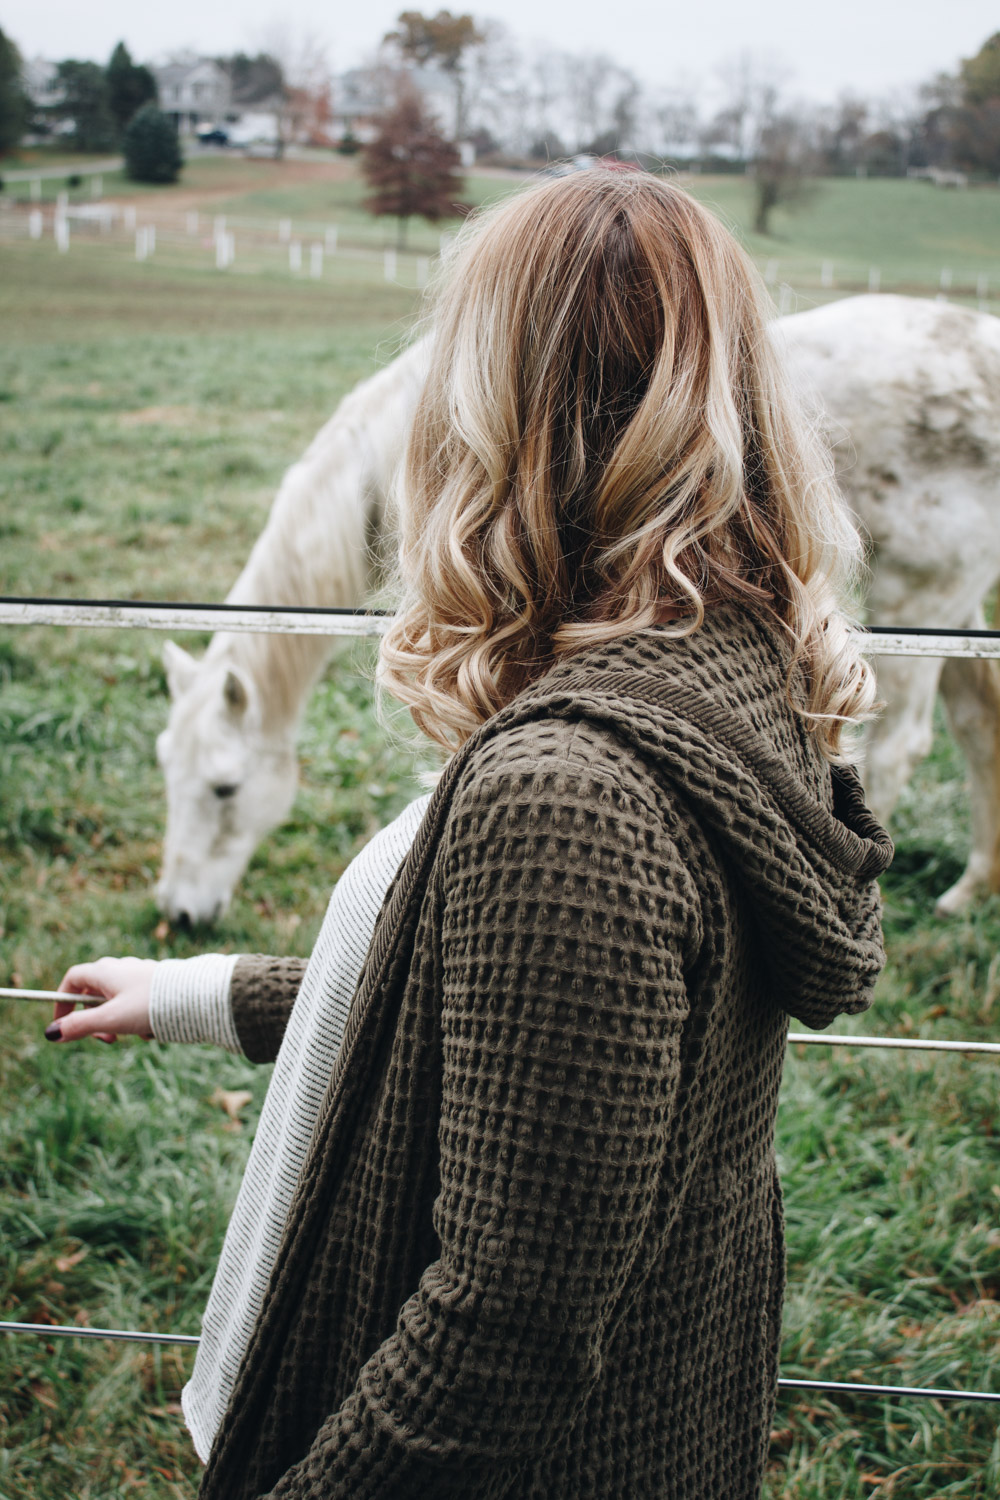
[{"x1": 1, "y1": 162, "x2": 999, "y2": 1498}]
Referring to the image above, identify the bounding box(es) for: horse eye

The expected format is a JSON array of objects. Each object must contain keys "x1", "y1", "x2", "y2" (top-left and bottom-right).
[{"x1": 212, "y1": 783, "x2": 239, "y2": 800}]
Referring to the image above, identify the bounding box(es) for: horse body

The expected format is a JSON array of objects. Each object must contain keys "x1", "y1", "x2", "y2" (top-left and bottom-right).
[
  {"x1": 778, "y1": 296, "x2": 1000, "y2": 913},
  {"x1": 156, "y1": 297, "x2": 1000, "y2": 923}
]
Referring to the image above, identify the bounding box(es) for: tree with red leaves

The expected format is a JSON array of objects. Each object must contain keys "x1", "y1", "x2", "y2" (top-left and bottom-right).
[{"x1": 362, "y1": 84, "x2": 467, "y2": 249}]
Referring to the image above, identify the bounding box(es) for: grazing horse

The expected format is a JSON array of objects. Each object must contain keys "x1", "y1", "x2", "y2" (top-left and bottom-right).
[{"x1": 155, "y1": 296, "x2": 1000, "y2": 924}]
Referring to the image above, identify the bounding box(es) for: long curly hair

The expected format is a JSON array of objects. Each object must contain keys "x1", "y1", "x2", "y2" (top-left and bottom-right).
[{"x1": 378, "y1": 170, "x2": 875, "y2": 757}]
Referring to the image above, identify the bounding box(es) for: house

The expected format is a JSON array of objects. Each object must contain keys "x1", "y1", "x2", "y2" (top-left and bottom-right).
[{"x1": 154, "y1": 55, "x2": 231, "y2": 133}]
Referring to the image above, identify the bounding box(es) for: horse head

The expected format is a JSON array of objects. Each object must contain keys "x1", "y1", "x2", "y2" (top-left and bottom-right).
[{"x1": 155, "y1": 640, "x2": 299, "y2": 926}]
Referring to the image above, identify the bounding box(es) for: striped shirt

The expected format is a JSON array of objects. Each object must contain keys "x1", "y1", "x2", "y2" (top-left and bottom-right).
[{"x1": 149, "y1": 793, "x2": 431, "y2": 1462}]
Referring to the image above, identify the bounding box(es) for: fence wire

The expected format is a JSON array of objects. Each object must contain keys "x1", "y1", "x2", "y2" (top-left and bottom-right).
[{"x1": 2, "y1": 593, "x2": 998, "y2": 1409}]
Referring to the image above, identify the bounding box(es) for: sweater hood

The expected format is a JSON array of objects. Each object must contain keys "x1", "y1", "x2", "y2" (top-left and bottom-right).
[{"x1": 503, "y1": 607, "x2": 893, "y2": 1030}]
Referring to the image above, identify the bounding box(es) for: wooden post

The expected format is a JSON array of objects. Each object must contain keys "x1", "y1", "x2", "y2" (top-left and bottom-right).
[{"x1": 28, "y1": 209, "x2": 42, "y2": 240}]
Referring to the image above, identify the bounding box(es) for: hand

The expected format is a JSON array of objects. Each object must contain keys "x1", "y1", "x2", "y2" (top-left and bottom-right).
[{"x1": 47, "y1": 957, "x2": 157, "y2": 1045}]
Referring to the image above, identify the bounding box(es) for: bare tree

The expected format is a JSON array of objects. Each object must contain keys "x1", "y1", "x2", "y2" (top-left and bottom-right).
[
  {"x1": 751, "y1": 112, "x2": 819, "y2": 233},
  {"x1": 383, "y1": 10, "x2": 484, "y2": 138}
]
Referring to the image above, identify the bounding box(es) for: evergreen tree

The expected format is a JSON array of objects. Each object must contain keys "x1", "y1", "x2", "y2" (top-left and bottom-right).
[
  {"x1": 55, "y1": 60, "x2": 116, "y2": 151},
  {"x1": 106, "y1": 41, "x2": 157, "y2": 136},
  {"x1": 362, "y1": 84, "x2": 467, "y2": 248},
  {"x1": 123, "y1": 103, "x2": 183, "y2": 183},
  {"x1": 0, "y1": 27, "x2": 27, "y2": 156}
]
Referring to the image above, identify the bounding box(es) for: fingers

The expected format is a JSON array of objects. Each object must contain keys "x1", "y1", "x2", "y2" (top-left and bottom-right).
[
  {"x1": 57, "y1": 959, "x2": 118, "y2": 1000},
  {"x1": 47, "y1": 958, "x2": 156, "y2": 1045}
]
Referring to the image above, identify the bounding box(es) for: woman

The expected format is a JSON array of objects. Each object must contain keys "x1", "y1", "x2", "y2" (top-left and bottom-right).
[{"x1": 49, "y1": 171, "x2": 892, "y2": 1499}]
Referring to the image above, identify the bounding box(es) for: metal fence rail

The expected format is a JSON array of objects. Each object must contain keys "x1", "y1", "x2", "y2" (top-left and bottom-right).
[{"x1": 2, "y1": 596, "x2": 1000, "y2": 657}]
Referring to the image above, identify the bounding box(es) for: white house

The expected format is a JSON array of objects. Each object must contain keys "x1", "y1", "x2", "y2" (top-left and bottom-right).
[{"x1": 154, "y1": 55, "x2": 231, "y2": 133}]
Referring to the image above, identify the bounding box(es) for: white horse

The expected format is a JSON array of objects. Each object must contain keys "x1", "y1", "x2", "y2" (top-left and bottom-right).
[{"x1": 156, "y1": 296, "x2": 1000, "y2": 924}]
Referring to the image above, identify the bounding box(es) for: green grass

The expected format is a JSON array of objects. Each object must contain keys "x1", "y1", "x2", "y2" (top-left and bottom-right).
[
  {"x1": 683, "y1": 174, "x2": 1000, "y2": 292},
  {"x1": 1, "y1": 178, "x2": 999, "y2": 1498}
]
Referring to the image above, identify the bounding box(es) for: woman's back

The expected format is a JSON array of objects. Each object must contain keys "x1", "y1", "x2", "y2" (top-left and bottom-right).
[{"x1": 199, "y1": 609, "x2": 889, "y2": 1500}]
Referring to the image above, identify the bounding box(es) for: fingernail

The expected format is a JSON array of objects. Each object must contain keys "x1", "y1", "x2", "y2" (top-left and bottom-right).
[{"x1": 44, "y1": 1022, "x2": 62, "y2": 1042}]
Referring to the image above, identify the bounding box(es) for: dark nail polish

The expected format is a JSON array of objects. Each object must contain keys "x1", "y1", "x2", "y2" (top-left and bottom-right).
[{"x1": 44, "y1": 1022, "x2": 62, "y2": 1042}]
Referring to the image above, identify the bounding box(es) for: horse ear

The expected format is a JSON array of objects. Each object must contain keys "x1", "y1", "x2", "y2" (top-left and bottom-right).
[
  {"x1": 163, "y1": 641, "x2": 198, "y2": 699},
  {"x1": 223, "y1": 669, "x2": 249, "y2": 717}
]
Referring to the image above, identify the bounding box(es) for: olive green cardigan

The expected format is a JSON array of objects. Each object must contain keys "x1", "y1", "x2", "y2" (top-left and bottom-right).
[{"x1": 199, "y1": 607, "x2": 891, "y2": 1500}]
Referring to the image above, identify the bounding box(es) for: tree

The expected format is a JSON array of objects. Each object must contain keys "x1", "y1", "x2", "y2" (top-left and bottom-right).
[
  {"x1": 0, "y1": 27, "x2": 27, "y2": 156},
  {"x1": 751, "y1": 114, "x2": 819, "y2": 234},
  {"x1": 123, "y1": 103, "x2": 183, "y2": 183},
  {"x1": 362, "y1": 83, "x2": 467, "y2": 247},
  {"x1": 960, "y1": 32, "x2": 1000, "y2": 106},
  {"x1": 106, "y1": 41, "x2": 156, "y2": 136},
  {"x1": 54, "y1": 60, "x2": 116, "y2": 151},
  {"x1": 220, "y1": 51, "x2": 285, "y2": 106},
  {"x1": 383, "y1": 10, "x2": 483, "y2": 137}
]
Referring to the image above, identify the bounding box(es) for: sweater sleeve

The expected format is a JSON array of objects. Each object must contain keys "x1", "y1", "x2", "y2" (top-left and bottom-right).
[
  {"x1": 148, "y1": 954, "x2": 242, "y2": 1053},
  {"x1": 261, "y1": 750, "x2": 700, "y2": 1500},
  {"x1": 229, "y1": 956, "x2": 310, "y2": 1063}
]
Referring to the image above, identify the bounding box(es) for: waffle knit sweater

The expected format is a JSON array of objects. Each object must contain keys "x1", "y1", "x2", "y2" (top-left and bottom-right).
[{"x1": 193, "y1": 608, "x2": 891, "y2": 1500}]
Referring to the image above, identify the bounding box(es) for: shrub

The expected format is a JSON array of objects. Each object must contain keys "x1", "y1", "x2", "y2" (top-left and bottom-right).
[{"x1": 123, "y1": 103, "x2": 183, "y2": 184}]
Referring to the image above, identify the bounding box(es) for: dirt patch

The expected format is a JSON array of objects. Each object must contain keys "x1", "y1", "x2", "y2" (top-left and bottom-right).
[{"x1": 109, "y1": 157, "x2": 357, "y2": 213}]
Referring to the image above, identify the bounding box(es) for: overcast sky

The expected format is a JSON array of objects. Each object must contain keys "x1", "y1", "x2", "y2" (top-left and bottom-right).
[{"x1": 6, "y1": 1, "x2": 996, "y2": 104}]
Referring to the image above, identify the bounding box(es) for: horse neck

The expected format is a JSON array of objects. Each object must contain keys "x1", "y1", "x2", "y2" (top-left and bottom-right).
[
  {"x1": 208, "y1": 448, "x2": 378, "y2": 735},
  {"x1": 203, "y1": 340, "x2": 428, "y2": 736}
]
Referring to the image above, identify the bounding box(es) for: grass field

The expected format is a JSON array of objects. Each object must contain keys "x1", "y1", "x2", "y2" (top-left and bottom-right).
[
  {"x1": 3, "y1": 152, "x2": 1000, "y2": 298},
  {"x1": 1, "y1": 161, "x2": 999, "y2": 1498}
]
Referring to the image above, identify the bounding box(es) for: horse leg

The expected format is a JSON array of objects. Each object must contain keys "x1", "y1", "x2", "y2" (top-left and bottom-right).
[
  {"x1": 935, "y1": 619, "x2": 1000, "y2": 915},
  {"x1": 861, "y1": 654, "x2": 944, "y2": 830}
]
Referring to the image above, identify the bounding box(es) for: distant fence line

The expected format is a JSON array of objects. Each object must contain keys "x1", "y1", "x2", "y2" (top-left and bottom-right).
[{"x1": 1, "y1": 198, "x2": 997, "y2": 310}]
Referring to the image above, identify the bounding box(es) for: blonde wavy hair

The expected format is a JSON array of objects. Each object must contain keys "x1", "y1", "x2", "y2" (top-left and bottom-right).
[{"x1": 378, "y1": 170, "x2": 875, "y2": 758}]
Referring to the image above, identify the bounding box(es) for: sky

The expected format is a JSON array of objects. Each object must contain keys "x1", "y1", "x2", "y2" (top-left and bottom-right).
[{"x1": 5, "y1": 0, "x2": 997, "y2": 105}]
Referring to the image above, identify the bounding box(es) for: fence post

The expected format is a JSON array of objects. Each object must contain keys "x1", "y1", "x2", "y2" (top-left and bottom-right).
[
  {"x1": 28, "y1": 209, "x2": 42, "y2": 241},
  {"x1": 54, "y1": 214, "x2": 69, "y2": 253},
  {"x1": 289, "y1": 241, "x2": 302, "y2": 273},
  {"x1": 384, "y1": 247, "x2": 397, "y2": 282},
  {"x1": 310, "y1": 244, "x2": 323, "y2": 279}
]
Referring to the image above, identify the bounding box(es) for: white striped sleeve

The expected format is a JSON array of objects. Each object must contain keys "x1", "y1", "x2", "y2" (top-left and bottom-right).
[{"x1": 149, "y1": 953, "x2": 243, "y2": 1054}]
